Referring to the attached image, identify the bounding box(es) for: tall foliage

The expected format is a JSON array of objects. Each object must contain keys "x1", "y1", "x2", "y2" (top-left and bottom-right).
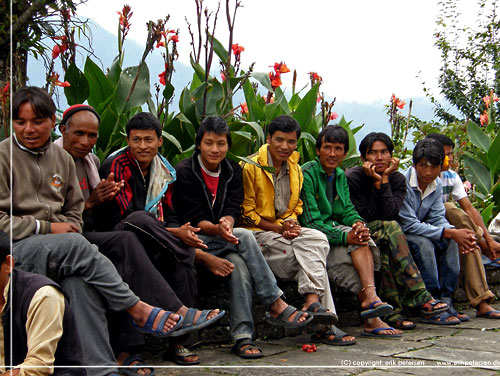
[{"x1": 44, "y1": 1, "x2": 361, "y2": 167}]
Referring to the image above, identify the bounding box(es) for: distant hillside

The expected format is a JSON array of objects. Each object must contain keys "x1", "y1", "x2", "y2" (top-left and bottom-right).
[{"x1": 27, "y1": 20, "x2": 443, "y2": 142}]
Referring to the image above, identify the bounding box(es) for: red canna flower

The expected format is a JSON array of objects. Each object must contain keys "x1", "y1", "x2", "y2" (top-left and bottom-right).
[
  {"x1": 232, "y1": 44, "x2": 245, "y2": 57},
  {"x1": 61, "y1": 8, "x2": 71, "y2": 20},
  {"x1": 2, "y1": 82, "x2": 9, "y2": 95},
  {"x1": 274, "y1": 62, "x2": 290, "y2": 74},
  {"x1": 220, "y1": 72, "x2": 226, "y2": 81},
  {"x1": 480, "y1": 111, "x2": 489, "y2": 126},
  {"x1": 309, "y1": 72, "x2": 322, "y2": 82},
  {"x1": 158, "y1": 71, "x2": 166, "y2": 85},
  {"x1": 482, "y1": 93, "x2": 499, "y2": 108},
  {"x1": 50, "y1": 73, "x2": 70, "y2": 87},
  {"x1": 391, "y1": 94, "x2": 406, "y2": 109},
  {"x1": 269, "y1": 72, "x2": 282, "y2": 89},
  {"x1": 52, "y1": 45, "x2": 61, "y2": 59},
  {"x1": 240, "y1": 102, "x2": 248, "y2": 114},
  {"x1": 168, "y1": 34, "x2": 179, "y2": 43},
  {"x1": 329, "y1": 112, "x2": 339, "y2": 121},
  {"x1": 117, "y1": 5, "x2": 133, "y2": 38},
  {"x1": 156, "y1": 41, "x2": 166, "y2": 48}
]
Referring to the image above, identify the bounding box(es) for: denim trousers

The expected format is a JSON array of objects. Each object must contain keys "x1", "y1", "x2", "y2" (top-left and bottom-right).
[
  {"x1": 198, "y1": 227, "x2": 283, "y2": 341},
  {"x1": 405, "y1": 234, "x2": 460, "y2": 299}
]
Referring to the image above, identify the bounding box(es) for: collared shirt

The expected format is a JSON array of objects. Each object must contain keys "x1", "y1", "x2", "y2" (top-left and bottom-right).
[
  {"x1": 0, "y1": 277, "x2": 65, "y2": 376},
  {"x1": 409, "y1": 167, "x2": 437, "y2": 200},
  {"x1": 267, "y1": 150, "x2": 290, "y2": 218}
]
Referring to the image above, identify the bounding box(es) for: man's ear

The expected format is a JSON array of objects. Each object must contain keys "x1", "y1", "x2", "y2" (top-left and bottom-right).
[
  {"x1": 50, "y1": 115, "x2": 56, "y2": 128},
  {"x1": 266, "y1": 134, "x2": 271, "y2": 144},
  {"x1": 315, "y1": 147, "x2": 320, "y2": 156},
  {"x1": 158, "y1": 136, "x2": 163, "y2": 147},
  {"x1": 2, "y1": 255, "x2": 14, "y2": 274},
  {"x1": 59, "y1": 124, "x2": 67, "y2": 135}
]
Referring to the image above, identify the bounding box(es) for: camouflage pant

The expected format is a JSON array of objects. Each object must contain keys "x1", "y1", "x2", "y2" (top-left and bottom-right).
[{"x1": 368, "y1": 220, "x2": 432, "y2": 319}]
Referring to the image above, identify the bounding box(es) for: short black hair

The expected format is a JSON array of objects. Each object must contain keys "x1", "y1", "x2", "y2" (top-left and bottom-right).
[
  {"x1": 195, "y1": 116, "x2": 232, "y2": 148},
  {"x1": 0, "y1": 230, "x2": 10, "y2": 264},
  {"x1": 12, "y1": 86, "x2": 56, "y2": 120},
  {"x1": 316, "y1": 125, "x2": 349, "y2": 152},
  {"x1": 125, "y1": 112, "x2": 162, "y2": 138},
  {"x1": 413, "y1": 138, "x2": 445, "y2": 166},
  {"x1": 268, "y1": 115, "x2": 301, "y2": 139},
  {"x1": 359, "y1": 132, "x2": 394, "y2": 158},
  {"x1": 426, "y1": 133, "x2": 454, "y2": 149}
]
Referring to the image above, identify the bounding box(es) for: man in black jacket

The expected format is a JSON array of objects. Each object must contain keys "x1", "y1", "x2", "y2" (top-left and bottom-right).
[
  {"x1": 346, "y1": 132, "x2": 449, "y2": 328},
  {"x1": 173, "y1": 116, "x2": 312, "y2": 359}
]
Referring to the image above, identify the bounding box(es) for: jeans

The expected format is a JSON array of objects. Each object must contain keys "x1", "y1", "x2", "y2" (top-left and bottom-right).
[
  {"x1": 198, "y1": 227, "x2": 283, "y2": 341},
  {"x1": 405, "y1": 234, "x2": 459, "y2": 299}
]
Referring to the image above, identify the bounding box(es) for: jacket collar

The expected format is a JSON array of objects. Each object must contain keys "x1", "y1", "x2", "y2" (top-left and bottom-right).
[{"x1": 13, "y1": 134, "x2": 52, "y2": 155}]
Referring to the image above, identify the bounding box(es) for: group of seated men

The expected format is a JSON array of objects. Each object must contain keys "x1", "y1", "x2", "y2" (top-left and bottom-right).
[{"x1": 1, "y1": 86, "x2": 499, "y2": 375}]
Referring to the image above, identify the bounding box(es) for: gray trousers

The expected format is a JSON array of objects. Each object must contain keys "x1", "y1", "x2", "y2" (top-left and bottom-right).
[{"x1": 13, "y1": 233, "x2": 140, "y2": 376}]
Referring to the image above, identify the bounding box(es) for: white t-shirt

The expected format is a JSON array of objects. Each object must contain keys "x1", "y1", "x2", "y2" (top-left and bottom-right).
[{"x1": 439, "y1": 169, "x2": 467, "y2": 203}]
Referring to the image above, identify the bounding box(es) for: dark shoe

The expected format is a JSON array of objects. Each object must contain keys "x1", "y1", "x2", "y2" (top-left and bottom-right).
[
  {"x1": 165, "y1": 346, "x2": 200, "y2": 366},
  {"x1": 420, "y1": 312, "x2": 461, "y2": 325},
  {"x1": 231, "y1": 338, "x2": 264, "y2": 359},
  {"x1": 304, "y1": 301, "x2": 338, "y2": 326},
  {"x1": 119, "y1": 353, "x2": 155, "y2": 376},
  {"x1": 386, "y1": 315, "x2": 416, "y2": 330},
  {"x1": 265, "y1": 305, "x2": 314, "y2": 328},
  {"x1": 360, "y1": 301, "x2": 394, "y2": 320},
  {"x1": 132, "y1": 307, "x2": 183, "y2": 337},
  {"x1": 311, "y1": 326, "x2": 356, "y2": 346},
  {"x1": 420, "y1": 299, "x2": 448, "y2": 315},
  {"x1": 169, "y1": 308, "x2": 225, "y2": 337}
]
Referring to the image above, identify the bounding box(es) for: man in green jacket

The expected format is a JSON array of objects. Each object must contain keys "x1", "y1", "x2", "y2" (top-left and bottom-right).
[{"x1": 300, "y1": 125, "x2": 402, "y2": 338}]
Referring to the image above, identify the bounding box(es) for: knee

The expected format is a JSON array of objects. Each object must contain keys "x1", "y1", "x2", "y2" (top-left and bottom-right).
[
  {"x1": 385, "y1": 220, "x2": 403, "y2": 235},
  {"x1": 407, "y1": 236, "x2": 434, "y2": 256}
]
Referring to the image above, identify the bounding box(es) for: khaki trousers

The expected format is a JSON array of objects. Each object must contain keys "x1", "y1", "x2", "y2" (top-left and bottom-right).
[
  {"x1": 444, "y1": 202, "x2": 495, "y2": 307},
  {"x1": 254, "y1": 227, "x2": 336, "y2": 314}
]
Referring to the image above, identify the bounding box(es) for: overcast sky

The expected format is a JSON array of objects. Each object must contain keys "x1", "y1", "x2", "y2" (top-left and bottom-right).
[{"x1": 78, "y1": 0, "x2": 477, "y2": 104}]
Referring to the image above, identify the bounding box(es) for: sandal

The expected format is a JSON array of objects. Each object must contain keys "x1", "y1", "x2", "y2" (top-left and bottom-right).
[
  {"x1": 305, "y1": 301, "x2": 338, "y2": 326},
  {"x1": 132, "y1": 307, "x2": 183, "y2": 337},
  {"x1": 420, "y1": 311, "x2": 461, "y2": 325},
  {"x1": 311, "y1": 326, "x2": 356, "y2": 346},
  {"x1": 420, "y1": 299, "x2": 448, "y2": 315},
  {"x1": 476, "y1": 310, "x2": 500, "y2": 319},
  {"x1": 386, "y1": 314, "x2": 416, "y2": 330},
  {"x1": 360, "y1": 301, "x2": 394, "y2": 320},
  {"x1": 264, "y1": 305, "x2": 314, "y2": 328},
  {"x1": 361, "y1": 327, "x2": 402, "y2": 338},
  {"x1": 169, "y1": 308, "x2": 225, "y2": 337},
  {"x1": 165, "y1": 346, "x2": 200, "y2": 366},
  {"x1": 119, "y1": 354, "x2": 155, "y2": 376},
  {"x1": 231, "y1": 338, "x2": 264, "y2": 359}
]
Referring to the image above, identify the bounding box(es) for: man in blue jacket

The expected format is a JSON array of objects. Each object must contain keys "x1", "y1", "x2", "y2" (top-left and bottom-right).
[{"x1": 399, "y1": 138, "x2": 477, "y2": 324}]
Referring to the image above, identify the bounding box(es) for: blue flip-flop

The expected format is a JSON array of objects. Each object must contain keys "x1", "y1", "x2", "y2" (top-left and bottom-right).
[
  {"x1": 169, "y1": 308, "x2": 225, "y2": 337},
  {"x1": 481, "y1": 255, "x2": 500, "y2": 268},
  {"x1": 420, "y1": 311, "x2": 461, "y2": 325},
  {"x1": 361, "y1": 326, "x2": 402, "y2": 338},
  {"x1": 360, "y1": 301, "x2": 394, "y2": 320},
  {"x1": 132, "y1": 307, "x2": 183, "y2": 337},
  {"x1": 476, "y1": 310, "x2": 500, "y2": 319}
]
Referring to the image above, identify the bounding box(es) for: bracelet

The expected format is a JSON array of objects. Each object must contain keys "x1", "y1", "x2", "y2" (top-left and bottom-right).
[{"x1": 361, "y1": 284, "x2": 375, "y2": 292}]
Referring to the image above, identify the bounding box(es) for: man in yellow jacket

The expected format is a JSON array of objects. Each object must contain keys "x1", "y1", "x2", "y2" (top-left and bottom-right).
[{"x1": 240, "y1": 115, "x2": 355, "y2": 345}]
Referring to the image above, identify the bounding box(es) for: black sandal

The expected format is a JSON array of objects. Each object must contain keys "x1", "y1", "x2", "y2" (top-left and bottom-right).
[
  {"x1": 231, "y1": 338, "x2": 263, "y2": 359},
  {"x1": 165, "y1": 346, "x2": 200, "y2": 366}
]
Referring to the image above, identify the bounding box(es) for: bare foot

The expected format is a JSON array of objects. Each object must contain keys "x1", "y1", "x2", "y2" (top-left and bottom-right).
[
  {"x1": 200, "y1": 252, "x2": 234, "y2": 277},
  {"x1": 364, "y1": 317, "x2": 403, "y2": 336},
  {"x1": 269, "y1": 298, "x2": 308, "y2": 323},
  {"x1": 116, "y1": 352, "x2": 151, "y2": 375},
  {"x1": 359, "y1": 286, "x2": 389, "y2": 311}
]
